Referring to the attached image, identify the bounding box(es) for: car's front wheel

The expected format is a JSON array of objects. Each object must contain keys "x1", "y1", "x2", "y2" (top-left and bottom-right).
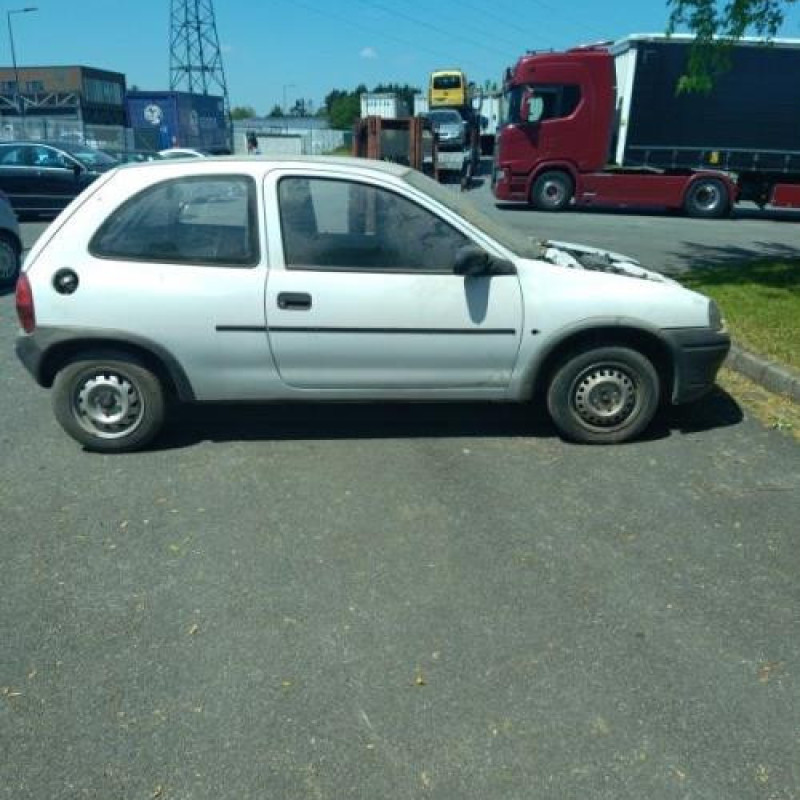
[
  {"x1": 52, "y1": 355, "x2": 166, "y2": 452},
  {"x1": 546, "y1": 346, "x2": 661, "y2": 444}
]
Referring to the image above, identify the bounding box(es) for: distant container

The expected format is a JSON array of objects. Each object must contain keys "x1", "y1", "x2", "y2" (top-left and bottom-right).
[
  {"x1": 126, "y1": 91, "x2": 228, "y2": 152},
  {"x1": 360, "y1": 93, "x2": 409, "y2": 120},
  {"x1": 413, "y1": 93, "x2": 429, "y2": 116}
]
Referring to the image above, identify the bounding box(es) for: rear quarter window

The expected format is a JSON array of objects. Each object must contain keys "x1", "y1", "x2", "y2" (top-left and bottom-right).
[{"x1": 89, "y1": 175, "x2": 259, "y2": 267}]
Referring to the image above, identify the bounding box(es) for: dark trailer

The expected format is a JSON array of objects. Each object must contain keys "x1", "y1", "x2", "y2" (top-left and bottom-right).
[{"x1": 615, "y1": 36, "x2": 800, "y2": 189}]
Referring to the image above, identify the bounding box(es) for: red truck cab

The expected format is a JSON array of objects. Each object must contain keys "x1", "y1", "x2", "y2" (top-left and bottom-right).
[{"x1": 494, "y1": 47, "x2": 615, "y2": 206}]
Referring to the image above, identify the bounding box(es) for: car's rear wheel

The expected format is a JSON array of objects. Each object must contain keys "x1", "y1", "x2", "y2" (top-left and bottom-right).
[
  {"x1": 0, "y1": 232, "x2": 20, "y2": 288},
  {"x1": 546, "y1": 346, "x2": 660, "y2": 444},
  {"x1": 52, "y1": 355, "x2": 166, "y2": 452}
]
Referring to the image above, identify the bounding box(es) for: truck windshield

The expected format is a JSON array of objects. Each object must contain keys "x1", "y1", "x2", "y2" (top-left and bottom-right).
[{"x1": 403, "y1": 169, "x2": 543, "y2": 260}]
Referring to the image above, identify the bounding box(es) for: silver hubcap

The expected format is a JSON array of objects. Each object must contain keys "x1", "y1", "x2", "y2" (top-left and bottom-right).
[
  {"x1": 694, "y1": 184, "x2": 721, "y2": 211},
  {"x1": 74, "y1": 372, "x2": 145, "y2": 439},
  {"x1": 541, "y1": 180, "x2": 565, "y2": 206},
  {"x1": 571, "y1": 364, "x2": 638, "y2": 429}
]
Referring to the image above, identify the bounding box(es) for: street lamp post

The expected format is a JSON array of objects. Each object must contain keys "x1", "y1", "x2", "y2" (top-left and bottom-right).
[{"x1": 7, "y1": 7, "x2": 38, "y2": 133}]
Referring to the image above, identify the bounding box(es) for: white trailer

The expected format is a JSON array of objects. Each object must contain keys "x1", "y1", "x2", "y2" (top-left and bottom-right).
[{"x1": 360, "y1": 93, "x2": 409, "y2": 120}]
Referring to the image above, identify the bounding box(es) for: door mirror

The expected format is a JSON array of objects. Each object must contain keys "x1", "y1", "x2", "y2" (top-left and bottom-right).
[
  {"x1": 454, "y1": 245, "x2": 516, "y2": 277},
  {"x1": 454, "y1": 245, "x2": 491, "y2": 276}
]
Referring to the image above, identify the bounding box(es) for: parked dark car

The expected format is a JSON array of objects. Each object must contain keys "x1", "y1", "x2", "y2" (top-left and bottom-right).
[
  {"x1": 0, "y1": 141, "x2": 118, "y2": 218},
  {"x1": 0, "y1": 189, "x2": 21, "y2": 288}
]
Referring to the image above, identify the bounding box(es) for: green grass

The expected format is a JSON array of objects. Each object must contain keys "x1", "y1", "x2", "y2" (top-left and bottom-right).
[{"x1": 682, "y1": 259, "x2": 800, "y2": 371}]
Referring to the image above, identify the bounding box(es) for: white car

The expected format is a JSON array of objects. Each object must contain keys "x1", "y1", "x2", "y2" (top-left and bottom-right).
[
  {"x1": 15, "y1": 156, "x2": 729, "y2": 452},
  {"x1": 157, "y1": 147, "x2": 208, "y2": 159}
]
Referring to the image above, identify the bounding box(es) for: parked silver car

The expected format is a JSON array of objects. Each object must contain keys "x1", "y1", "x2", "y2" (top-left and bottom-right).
[{"x1": 15, "y1": 156, "x2": 729, "y2": 452}]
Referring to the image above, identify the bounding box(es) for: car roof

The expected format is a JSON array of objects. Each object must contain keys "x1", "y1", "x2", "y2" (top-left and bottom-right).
[{"x1": 116, "y1": 154, "x2": 414, "y2": 177}]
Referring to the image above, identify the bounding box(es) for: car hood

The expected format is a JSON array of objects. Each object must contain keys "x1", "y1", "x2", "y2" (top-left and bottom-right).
[{"x1": 540, "y1": 240, "x2": 679, "y2": 286}]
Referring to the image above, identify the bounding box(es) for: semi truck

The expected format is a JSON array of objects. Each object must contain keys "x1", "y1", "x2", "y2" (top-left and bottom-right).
[{"x1": 493, "y1": 34, "x2": 800, "y2": 216}]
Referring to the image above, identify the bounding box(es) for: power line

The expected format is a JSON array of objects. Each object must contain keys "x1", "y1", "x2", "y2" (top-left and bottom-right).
[
  {"x1": 354, "y1": 0, "x2": 512, "y2": 60},
  {"x1": 280, "y1": 0, "x2": 494, "y2": 77}
]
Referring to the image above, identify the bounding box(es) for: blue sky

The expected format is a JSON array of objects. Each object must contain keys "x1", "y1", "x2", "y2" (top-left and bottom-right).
[{"x1": 7, "y1": 0, "x2": 800, "y2": 114}]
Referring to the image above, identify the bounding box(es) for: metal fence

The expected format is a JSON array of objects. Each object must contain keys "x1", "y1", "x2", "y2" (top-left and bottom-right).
[{"x1": 0, "y1": 117, "x2": 130, "y2": 150}]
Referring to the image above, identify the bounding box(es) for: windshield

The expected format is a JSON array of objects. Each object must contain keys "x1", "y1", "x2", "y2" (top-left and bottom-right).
[
  {"x1": 432, "y1": 75, "x2": 461, "y2": 90},
  {"x1": 403, "y1": 170, "x2": 543, "y2": 260},
  {"x1": 427, "y1": 110, "x2": 462, "y2": 125},
  {"x1": 503, "y1": 86, "x2": 526, "y2": 125},
  {"x1": 64, "y1": 145, "x2": 119, "y2": 169}
]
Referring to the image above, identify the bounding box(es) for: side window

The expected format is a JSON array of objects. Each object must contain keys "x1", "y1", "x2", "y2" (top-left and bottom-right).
[
  {"x1": 31, "y1": 146, "x2": 69, "y2": 168},
  {"x1": 278, "y1": 177, "x2": 471, "y2": 272},
  {"x1": 524, "y1": 84, "x2": 582, "y2": 122},
  {"x1": 90, "y1": 175, "x2": 258, "y2": 266},
  {"x1": 0, "y1": 145, "x2": 28, "y2": 165}
]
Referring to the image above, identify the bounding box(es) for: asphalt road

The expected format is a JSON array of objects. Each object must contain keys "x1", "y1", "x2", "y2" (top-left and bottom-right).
[{"x1": 2, "y1": 207, "x2": 800, "y2": 799}]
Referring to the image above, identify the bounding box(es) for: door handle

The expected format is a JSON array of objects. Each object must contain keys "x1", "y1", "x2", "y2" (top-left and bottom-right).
[{"x1": 278, "y1": 292, "x2": 312, "y2": 310}]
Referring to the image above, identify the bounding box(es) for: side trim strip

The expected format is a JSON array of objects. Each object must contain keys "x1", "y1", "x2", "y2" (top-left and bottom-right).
[{"x1": 216, "y1": 325, "x2": 517, "y2": 335}]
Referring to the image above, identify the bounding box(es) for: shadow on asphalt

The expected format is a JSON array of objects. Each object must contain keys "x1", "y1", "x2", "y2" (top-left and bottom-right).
[
  {"x1": 0, "y1": 284, "x2": 13, "y2": 298},
  {"x1": 150, "y1": 387, "x2": 743, "y2": 451},
  {"x1": 672, "y1": 242, "x2": 800, "y2": 270}
]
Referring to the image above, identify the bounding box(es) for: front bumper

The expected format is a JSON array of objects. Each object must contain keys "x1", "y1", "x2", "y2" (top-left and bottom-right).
[
  {"x1": 492, "y1": 166, "x2": 527, "y2": 202},
  {"x1": 662, "y1": 327, "x2": 731, "y2": 404}
]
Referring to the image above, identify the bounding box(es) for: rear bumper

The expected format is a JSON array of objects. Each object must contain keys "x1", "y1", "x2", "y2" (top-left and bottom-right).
[
  {"x1": 662, "y1": 327, "x2": 731, "y2": 404},
  {"x1": 15, "y1": 333, "x2": 45, "y2": 384}
]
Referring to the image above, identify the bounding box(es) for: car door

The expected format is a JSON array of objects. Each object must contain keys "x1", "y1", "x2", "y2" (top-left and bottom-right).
[
  {"x1": 263, "y1": 169, "x2": 524, "y2": 391},
  {"x1": 0, "y1": 143, "x2": 34, "y2": 212},
  {"x1": 28, "y1": 145, "x2": 82, "y2": 213}
]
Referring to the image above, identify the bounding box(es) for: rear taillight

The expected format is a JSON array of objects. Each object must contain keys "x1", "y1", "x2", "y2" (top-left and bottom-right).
[{"x1": 15, "y1": 273, "x2": 35, "y2": 333}]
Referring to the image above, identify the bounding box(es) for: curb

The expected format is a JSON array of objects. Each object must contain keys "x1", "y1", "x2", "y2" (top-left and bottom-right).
[{"x1": 726, "y1": 343, "x2": 800, "y2": 404}]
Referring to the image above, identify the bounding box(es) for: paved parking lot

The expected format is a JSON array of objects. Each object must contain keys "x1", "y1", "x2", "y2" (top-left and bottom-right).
[{"x1": 3, "y1": 204, "x2": 800, "y2": 799}]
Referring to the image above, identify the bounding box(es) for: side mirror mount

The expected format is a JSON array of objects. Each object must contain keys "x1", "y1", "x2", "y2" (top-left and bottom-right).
[
  {"x1": 454, "y1": 245, "x2": 516, "y2": 277},
  {"x1": 454, "y1": 245, "x2": 491, "y2": 276}
]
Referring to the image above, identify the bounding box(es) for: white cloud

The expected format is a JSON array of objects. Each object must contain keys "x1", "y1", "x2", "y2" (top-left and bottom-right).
[{"x1": 360, "y1": 46, "x2": 378, "y2": 59}]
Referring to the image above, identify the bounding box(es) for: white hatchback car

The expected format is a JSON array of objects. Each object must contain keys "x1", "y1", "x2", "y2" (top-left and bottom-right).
[{"x1": 15, "y1": 156, "x2": 729, "y2": 452}]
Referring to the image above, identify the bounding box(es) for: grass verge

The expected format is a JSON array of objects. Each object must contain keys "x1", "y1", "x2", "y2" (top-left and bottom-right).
[
  {"x1": 681, "y1": 259, "x2": 800, "y2": 371},
  {"x1": 717, "y1": 368, "x2": 800, "y2": 443}
]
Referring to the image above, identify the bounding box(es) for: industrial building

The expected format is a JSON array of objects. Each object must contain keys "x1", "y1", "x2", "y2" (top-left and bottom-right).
[{"x1": 0, "y1": 65, "x2": 127, "y2": 148}]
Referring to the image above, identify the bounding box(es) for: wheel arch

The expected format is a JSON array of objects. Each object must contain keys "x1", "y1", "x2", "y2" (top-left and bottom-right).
[
  {"x1": 522, "y1": 324, "x2": 675, "y2": 403},
  {"x1": 526, "y1": 162, "x2": 580, "y2": 199},
  {"x1": 683, "y1": 172, "x2": 738, "y2": 211},
  {"x1": 37, "y1": 334, "x2": 195, "y2": 402}
]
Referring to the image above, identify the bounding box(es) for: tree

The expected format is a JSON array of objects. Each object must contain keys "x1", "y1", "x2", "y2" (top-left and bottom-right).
[
  {"x1": 230, "y1": 105, "x2": 257, "y2": 120},
  {"x1": 668, "y1": 0, "x2": 798, "y2": 90}
]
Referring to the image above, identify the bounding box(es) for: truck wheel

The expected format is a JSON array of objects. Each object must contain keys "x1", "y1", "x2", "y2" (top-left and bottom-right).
[
  {"x1": 546, "y1": 346, "x2": 660, "y2": 444},
  {"x1": 53, "y1": 355, "x2": 166, "y2": 453},
  {"x1": 684, "y1": 178, "x2": 729, "y2": 218},
  {"x1": 530, "y1": 171, "x2": 574, "y2": 211}
]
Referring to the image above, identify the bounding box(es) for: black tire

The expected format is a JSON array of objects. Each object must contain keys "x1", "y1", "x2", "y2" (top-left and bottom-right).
[
  {"x1": 530, "y1": 170, "x2": 574, "y2": 211},
  {"x1": 546, "y1": 346, "x2": 661, "y2": 444},
  {"x1": 52, "y1": 355, "x2": 166, "y2": 453},
  {"x1": 684, "y1": 178, "x2": 729, "y2": 218},
  {"x1": 0, "y1": 232, "x2": 20, "y2": 288}
]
